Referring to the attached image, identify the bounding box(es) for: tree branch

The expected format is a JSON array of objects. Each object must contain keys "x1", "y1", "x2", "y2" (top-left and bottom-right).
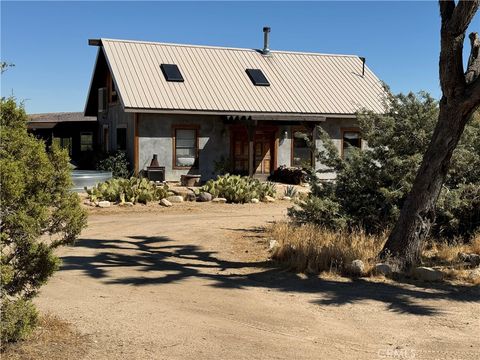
[
  {"x1": 466, "y1": 32, "x2": 480, "y2": 83},
  {"x1": 439, "y1": 0, "x2": 455, "y2": 24},
  {"x1": 448, "y1": 0, "x2": 480, "y2": 35}
]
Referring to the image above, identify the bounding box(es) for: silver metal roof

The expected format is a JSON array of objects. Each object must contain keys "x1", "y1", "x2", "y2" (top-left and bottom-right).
[{"x1": 93, "y1": 38, "x2": 386, "y2": 115}]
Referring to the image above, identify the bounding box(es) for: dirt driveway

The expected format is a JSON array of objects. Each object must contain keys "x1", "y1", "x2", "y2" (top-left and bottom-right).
[{"x1": 36, "y1": 202, "x2": 480, "y2": 360}]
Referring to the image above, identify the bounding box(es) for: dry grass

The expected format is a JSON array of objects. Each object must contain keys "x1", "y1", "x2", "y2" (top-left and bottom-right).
[
  {"x1": 269, "y1": 222, "x2": 480, "y2": 283},
  {"x1": 1, "y1": 314, "x2": 90, "y2": 360},
  {"x1": 269, "y1": 222, "x2": 385, "y2": 276}
]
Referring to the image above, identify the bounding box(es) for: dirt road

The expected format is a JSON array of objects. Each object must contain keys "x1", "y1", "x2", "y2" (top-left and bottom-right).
[{"x1": 36, "y1": 202, "x2": 480, "y2": 359}]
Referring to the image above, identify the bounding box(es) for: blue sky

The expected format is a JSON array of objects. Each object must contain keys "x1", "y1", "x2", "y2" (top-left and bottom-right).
[{"x1": 1, "y1": 1, "x2": 479, "y2": 114}]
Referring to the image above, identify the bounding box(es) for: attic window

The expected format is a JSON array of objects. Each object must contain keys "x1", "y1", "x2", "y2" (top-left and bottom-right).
[
  {"x1": 245, "y1": 68, "x2": 270, "y2": 86},
  {"x1": 160, "y1": 64, "x2": 184, "y2": 82}
]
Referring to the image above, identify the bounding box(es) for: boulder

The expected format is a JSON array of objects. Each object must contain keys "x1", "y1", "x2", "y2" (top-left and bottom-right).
[
  {"x1": 269, "y1": 239, "x2": 279, "y2": 251},
  {"x1": 374, "y1": 263, "x2": 392, "y2": 276},
  {"x1": 97, "y1": 201, "x2": 111, "y2": 208},
  {"x1": 119, "y1": 202, "x2": 134, "y2": 207},
  {"x1": 283, "y1": 196, "x2": 292, "y2": 201},
  {"x1": 160, "y1": 198, "x2": 172, "y2": 207},
  {"x1": 83, "y1": 199, "x2": 92, "y2": 206},
  {"x1": 185, "y1": 192, "x2": 197, "y2": 202},
  {"x1": 250, "y1": 198, "x2": 259, "y2": 204},
  {"x1": 197, "y1": 192, "x2": 212, "y2": 202},
  {"x1": 212, "y1": 197, "x2": 227, "y2": 203},
  {"x1": 413, "y1": 267, "x2": 444, "y2": 282},
  {"x1": 349, "y1": 259, "x2": 365, "y2": 275},
  {"x1": 263, "y1": 195, "x2": 276, "y2": 203},
  {"x1": 166, "y1": 195, "x2": 184, "y2": 203},
  {"x1": 468, "y1": 267, "x2": 480, "y2": 281}
]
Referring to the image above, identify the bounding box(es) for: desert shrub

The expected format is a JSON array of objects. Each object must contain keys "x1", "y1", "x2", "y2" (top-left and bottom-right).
[
  {"x1": 268, "y1": 165, "x2": 306, "y2": 185},
  {"x1": 201, "y1": 174, "x2": 276, "y2": 203},
  {"x1": 270, "y1": 222, "x2": 384, "y2": 275},
  {"x1": 290, "y1": 91, "x2": 480, "y2": 240},
  {"x1": 1, "y1": 97, "x2": 87, "y2": 343},
  {"x1": 1, "y1": 299, "x2": 38, "y2": 343},
  {"x1": 96, "y1": 150, "x2": 131, "y2": 178},
  {"x1": 284, "y1": 185, "x2": 298, "y2": 198},
  {"x1": 86, "y1": 177, "x2": 169, "y2": 204}
]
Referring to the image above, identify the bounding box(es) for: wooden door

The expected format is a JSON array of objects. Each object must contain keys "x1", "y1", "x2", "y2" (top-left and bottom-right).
[
  {"x1": 254, "y1": 132, "x2": 273, "y2": 175},
  {"x1": 233, "y1": 132, "x2": 249, "y2": 175}
]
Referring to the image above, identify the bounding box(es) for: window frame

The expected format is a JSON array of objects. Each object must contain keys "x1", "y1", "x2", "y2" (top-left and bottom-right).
[
  {"x1": 340, "y1": 127, "x2": 362, "y2": 159},
  {"x1": 290, "y1": 126, "x2": 314, "y2": 168},
  {"x1": 80, "y1": 131, "x2": 94, "y2": 152},
  {"x1": 172, "y1": 125, "x2": 200, "y2": 170}
]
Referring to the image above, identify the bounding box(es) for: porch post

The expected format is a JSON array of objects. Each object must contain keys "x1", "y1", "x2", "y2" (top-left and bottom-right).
[{"x1": 247, "y1": 118, "x2": 256, "y2": 177}]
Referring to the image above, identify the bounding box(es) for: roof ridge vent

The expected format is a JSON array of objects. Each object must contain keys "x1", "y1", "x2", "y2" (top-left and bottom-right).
[{"x1": 262, "y1": 27, "x2": 271, "y2": 55}]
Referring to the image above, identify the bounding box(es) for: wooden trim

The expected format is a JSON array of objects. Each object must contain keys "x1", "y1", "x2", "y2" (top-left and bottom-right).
[
  {"x1": 172, "y1": 124, "x2": 200, "y2": 170},
  {"x1": 340, "y1": 127, "x2": 362, "y2": 159},
  {"x1": 133, "y1": 113, "x2": 139, "y2": 175},
  {"x1": 290, "y1": 126, "x2": 314, "y2": 168},
  {"x1": 274, "y1": 128, "x2": 279, "y2": 171}
]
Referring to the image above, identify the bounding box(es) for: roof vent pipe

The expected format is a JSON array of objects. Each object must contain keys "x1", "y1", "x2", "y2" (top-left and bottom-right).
[
  {"x1": 262, "y1": 27, "x2": 271, "y2": 55},
  {"x1": 359, "y1": 57, "x2": 366, "y2": 76}
]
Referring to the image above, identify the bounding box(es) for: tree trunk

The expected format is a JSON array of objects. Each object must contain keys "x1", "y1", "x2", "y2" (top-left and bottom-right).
[{"x1": 382, "y1": 0, "x2": 480, "y2": 268}]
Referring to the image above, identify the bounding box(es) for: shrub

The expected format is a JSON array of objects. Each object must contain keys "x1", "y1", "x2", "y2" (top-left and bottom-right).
[
  {"x1": 201, "y1": 174, "x2": 276, "y2": 203},
  {"x1": 269, "y1": 222, "x2": 385, "y2": 275},
  {"x1": 86, "y1": 177, "x2": 169, "y2": 204},
  {"x1": 96, "y1": 150, "x2": 131, "y2": 178},
  {"x1": 1, "y1": 97, "x2": 87, "y2": 343},
  {"x1": 284, "y1": 185, "x2": 298, "y2": 198},
  {"x1": 268, "y1": 165, "x2": 306, "y2": 185},
  {"x1": 290, "y1": 91, "x2": 480, "y2": 240},
  {"x1": 1, "y1": 299, "x2": 38, "y2": 344}
]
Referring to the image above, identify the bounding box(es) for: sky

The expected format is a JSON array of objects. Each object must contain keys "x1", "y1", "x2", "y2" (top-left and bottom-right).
[{"x1": 1, "y1": 1, "x2": 479, "y2": 114}]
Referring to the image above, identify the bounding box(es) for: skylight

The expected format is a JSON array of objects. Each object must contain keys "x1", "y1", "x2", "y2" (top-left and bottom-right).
[
  {"x1": 245, "y1": 69, "x2": 270, "y2": 86},
  {"x1": 161, "y1": 64, "x2": 184, "y2": 82}
]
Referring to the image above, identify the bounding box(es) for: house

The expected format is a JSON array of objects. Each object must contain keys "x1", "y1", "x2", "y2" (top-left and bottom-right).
[
  {"x1": 28, "y1": 112, "x2": 98, "y2": 168},
  {"x1": 84, "y1": 28, "x2": 385, "y2": 182}
]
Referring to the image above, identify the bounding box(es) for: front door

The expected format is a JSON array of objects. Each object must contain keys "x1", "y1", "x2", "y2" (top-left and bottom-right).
[{"x1": 231, "y1": 126, "x2": 276, "y2": 176}]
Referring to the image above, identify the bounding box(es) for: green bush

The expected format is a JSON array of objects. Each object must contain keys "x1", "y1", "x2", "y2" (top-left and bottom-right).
[
  {"x1": 1, "y1": 299, "x2": 38, "y2": 343},
  {"x1": 96, "y1": 150, "x2": 131, "y2": 178},
  {"x1": 290, "y1": 91, "x2": 480, "y2": 240},
  {"x1": 86, "y1": 177, "x2": 169, "y2": 204},
  {"x1": 201, "y1": 174, "x2": 276, "y2": 203},
  {"x1": 1, "y1": 97, "x2": 87, "y2": 343}
]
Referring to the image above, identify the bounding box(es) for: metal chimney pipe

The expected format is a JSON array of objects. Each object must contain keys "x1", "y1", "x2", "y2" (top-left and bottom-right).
[
  {"x1": 359, "y1": 57, "x2": 366, "y2": 76},
  {"x1": 262, "y1": 27, "x2": 271, "y2": 55}
]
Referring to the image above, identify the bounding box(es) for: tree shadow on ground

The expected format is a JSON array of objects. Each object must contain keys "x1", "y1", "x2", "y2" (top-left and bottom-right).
[{"x1": 61, "y1": 235, "x2": 480, "y2": 316}]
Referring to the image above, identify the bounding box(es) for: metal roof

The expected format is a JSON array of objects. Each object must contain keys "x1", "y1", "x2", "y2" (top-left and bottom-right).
[
  {"x1": 87, "y1": 38, "x2": 386, "y2": 116},
  {"x1": 29, "y1": 112, "x2": 96, "y2": 123}
]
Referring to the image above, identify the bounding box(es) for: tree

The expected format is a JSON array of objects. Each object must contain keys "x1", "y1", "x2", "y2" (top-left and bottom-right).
[
  {"x1": 0, "y1": 97, "x2": 87, "y2": 342},
  {"x1": 382, "y1": 0, "x2": 480, "y2": 268}
]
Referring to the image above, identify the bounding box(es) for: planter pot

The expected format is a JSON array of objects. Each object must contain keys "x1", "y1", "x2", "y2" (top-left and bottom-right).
[{"x1": 181, "y1": 174, "x2": 201, "y2": 187}]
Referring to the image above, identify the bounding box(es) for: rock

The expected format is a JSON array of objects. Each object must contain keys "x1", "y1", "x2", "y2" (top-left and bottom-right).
[
  {"x1": 269, "y1": 239, "x2": 279, "y2": 251},
  {"x1": 197, "y1": 192, "x2": 212, "y2": 202},
  {"x1": 83, "y1": 199, "x2": 92, "y2": 206},
  {"x1": 283, "y1": 196, "x2": 292, "y2": 201},
  {"x1": 349, "y1": 259, "x2": 365, "y2": 276},
  {"x1": 468, "y1": 267, "x2": 480, "y2": 280},
  {"x1": 413, "y1": 267, "x2": 444, "y2": 282},
  {"x1": 166, "y1": 195, "x2": 184, "y2": 203},
  {"x1": 263, "y1": 195, "x2": 276, "y2": 203},
  {"x1": 212, "y1": 197, "x2": 227, "y2": 203},
  {"x1": 250, "y1": 198, "x2": 259, "y2": 204},
  {"x1": 159, "y1": 198, "x2": 172, "y2": 207},
  {"x1": 97, "y1": 201, "x2": 111, "y2": 208},
  {"x1": 374, "y1": 263, "x2": 392, "y2": 276},
  {"x1": 119, "y1": 202, "x2": 134, "y2": 207},
  {"x1": 185, "y1": 192, "x2": 197, "y2": 202}
]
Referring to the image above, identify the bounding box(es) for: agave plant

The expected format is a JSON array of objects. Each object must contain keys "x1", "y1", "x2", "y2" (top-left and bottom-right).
[{"x1": 284, "y1": 185, "x2": 298, "y2": 198}]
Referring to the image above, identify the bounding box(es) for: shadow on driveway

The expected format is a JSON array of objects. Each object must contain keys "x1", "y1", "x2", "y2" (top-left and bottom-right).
[{"x1": 61, "y1": 235, "x2": 480, "y2": 317}]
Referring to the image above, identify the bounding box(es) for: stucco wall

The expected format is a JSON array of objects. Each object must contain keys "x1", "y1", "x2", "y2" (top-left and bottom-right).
[{"x1": 138, "y1": 114, "x2": 230, "y2": 181}]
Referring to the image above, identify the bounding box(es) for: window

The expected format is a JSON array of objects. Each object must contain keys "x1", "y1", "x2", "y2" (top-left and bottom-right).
[
  {"x1": 116, "y1": 128, "x2": 127, "y2": 151},
  {"x1": 291, "y1": 128, "x2": 312, "y2": 168},
  {"x1": 342, "y1": 129, "x2": 361, "y2": 159},
  {"x1": 245, "y1": 68, "x2": 270, "y2": 86},
  {"x1": 103, "y1": 126, "x2": 109, "y2": 152},
  {"x1": 53, "y1": 137, "x2": 72, "y2": 155},
  {"x1": 173, "y1": 127, "x2": 198, "y2": 168},
  {"x1": 161, "y1": 64, "x2": 184, "y2": 82},
  {"x1": 80, "y1": 132, "x2": 93, "y2": 152}
]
